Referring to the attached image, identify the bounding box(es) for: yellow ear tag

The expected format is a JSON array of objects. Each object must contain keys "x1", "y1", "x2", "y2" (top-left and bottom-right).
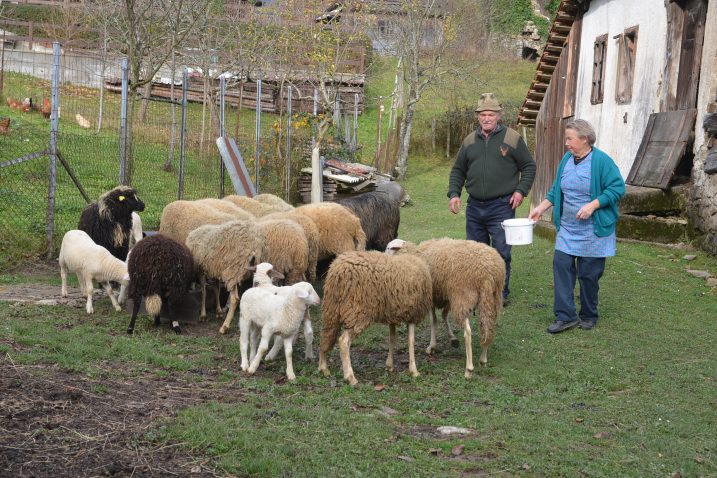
[{"x1": 119, "y1": 195, "x2": 125, "y2": 201}]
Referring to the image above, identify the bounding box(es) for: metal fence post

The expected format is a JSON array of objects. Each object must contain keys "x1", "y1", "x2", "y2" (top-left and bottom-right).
[
  {"x1": 178, "y1": 68, "x2": 188, "y2": 200},
  {"x1": 119, "y1": 57, "x2": 129, "y2": 184},
  {"x1": 254, "y1": 79, "x2": 262, "y2": 194},
  {"x1": 285, "y1": 85, "x2": 292, "y2": 201},
  {"x1": 46, "y1": 42, "x2": 61, "y2": 259},
  {"x1": 219, "y1": 75, "x2": 226, "y2": 197}
]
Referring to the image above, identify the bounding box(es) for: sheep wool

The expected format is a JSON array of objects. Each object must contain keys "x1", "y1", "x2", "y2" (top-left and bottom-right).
[
  {"x1": 193, "y1": 198, "x2": 257, "y2": 221},
  {"x1": 126, "y1": 234, "x2": 194, "y2": 335},
  {"x1": 386, "y1": 237, "x2": 505, "y2": 378},
  {"x1": 256, "y1": 218, "x2": 309, "y2": 285},
  {"x1": 253, "y1": 193, "x2": 295, "y2": 212},
  {"x1": 294, "y1": 202, "x2": 366, "y2": 261},
  {"x1": 222, "y1": 195, "x2": 276, "y2": 217},
  {"x1": 319, "y1": 251, "x2": 432, "y2": 386},
  {"x1": 338, "y1": 191, "x2": 400, "y2": 251},
  {"x1": 59, "y1": 230, "x2": 129, "y2": 314},
  {"x1": 159, "y1": 200, "x2": 236, "y2": 245},
  {"x1": 77, "y1": 185, "x2": 145, "y2": 261},
  {"x1": 262, "y1": 211, "x2": 319, "y2": 283},
  {"x1": 185, "y1": 220, "x2": 265, "y2": 333}
]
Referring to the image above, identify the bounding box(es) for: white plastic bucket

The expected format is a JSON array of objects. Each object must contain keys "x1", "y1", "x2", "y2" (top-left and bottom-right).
[{"x1": 501, "y1": 218, "x2": 536, "y2": 245}]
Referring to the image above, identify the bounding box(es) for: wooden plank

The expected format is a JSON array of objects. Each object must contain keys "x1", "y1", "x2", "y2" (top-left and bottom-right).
[
  {"x1": 675, "y1": 0, "x2": 707, "y2": 110},
  {"x1": 627, "y1": 110, "x2": 697, "y2": 189}
]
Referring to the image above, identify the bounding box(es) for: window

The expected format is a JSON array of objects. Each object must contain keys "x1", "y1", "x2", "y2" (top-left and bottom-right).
[
  {"x1": 591, "y1": 34, "x2": 608, "y2": 104},
  {"x1": 615, "y1": 26, "x2": 638, "y2": 104}
]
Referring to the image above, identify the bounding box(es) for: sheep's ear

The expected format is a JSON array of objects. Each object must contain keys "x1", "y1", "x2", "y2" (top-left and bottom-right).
[
  {"x1": 247, "y1": 264, "x2": 256, "y2": 272},
  {"x1": 295, "y1": 288, "x2": 309, "y2": 299},
  {"x1": 269, "y1": 269, "x2": 285, "y2": 280}
]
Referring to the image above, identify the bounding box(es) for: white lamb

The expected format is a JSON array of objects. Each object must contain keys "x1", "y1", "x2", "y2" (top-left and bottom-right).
[
  {"x1": 252, "y1": 262, "x2": 315, "y2": 362},
  {"x1": 239, "y1": 280, "x2": 320, "y2": 381},
  {"x1": 59, "y1": 230, "x2": 130, "y2": 314}
]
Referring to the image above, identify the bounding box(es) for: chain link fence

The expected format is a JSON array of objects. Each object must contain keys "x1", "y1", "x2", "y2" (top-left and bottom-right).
[{"x1": 1, "y1": 43, "x2": 347, "y2": 269}]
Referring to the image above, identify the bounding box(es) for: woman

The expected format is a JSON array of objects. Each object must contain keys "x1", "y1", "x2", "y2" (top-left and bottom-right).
[{"x1": 528, "y1": 119, "x2": 625, "y2": 333}]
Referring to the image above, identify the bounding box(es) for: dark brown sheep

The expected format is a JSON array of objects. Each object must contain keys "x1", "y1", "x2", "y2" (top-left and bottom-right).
[
  {"x1": 126, "y1": 234, "x2": 194, "y2": 335},
  {"x1": 338, "y1": 191, "x2": 400, "y2": 251}
]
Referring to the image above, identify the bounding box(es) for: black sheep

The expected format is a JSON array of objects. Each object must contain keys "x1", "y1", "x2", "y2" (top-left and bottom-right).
[
  {"x1": 78, "y1": 185, "x2": 145, "y2": 261},
  {"x1": 338, "y1": 191, "x2": 400, "y2": 251},
  {"x1": 126, "y1": 234, "x2": 194, "y2": 335}
]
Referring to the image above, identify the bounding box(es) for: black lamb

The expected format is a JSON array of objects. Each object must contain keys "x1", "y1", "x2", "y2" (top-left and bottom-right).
[
  {"x1": 78, "y1": 185, "x2": 145, "y2": 261},
  {"x1": 126, "y1": 234, "x2": 194, "y2": 335},
  {"x1": 338, "y1": 191, "x2": 400, "y2": 251}
]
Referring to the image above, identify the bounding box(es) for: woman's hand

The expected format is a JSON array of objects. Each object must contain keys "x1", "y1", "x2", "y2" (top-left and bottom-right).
[
  {"x1": 576, "y1": 200, "x2": 600, "y2": 220},
  {"x1": 528, "y1": 199, "x2": 553, "y2": 221}
]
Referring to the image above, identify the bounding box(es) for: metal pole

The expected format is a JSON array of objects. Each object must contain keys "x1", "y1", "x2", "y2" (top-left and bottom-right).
[
  {"x1": 178, "y1": 68, "x2": 188, "y2": 200},
  {"x1": 46, "y1": 42, "x2": 61, "y2": 259},
  {"x1": 285, "y1": 85, "x2": 292, "y2": 201},
  {"x1": 254, "y1": 79, "x2": 261, "y2": 194},
  {"x1": 219, "y1": 75, "x2": 226, "y2": 197},
  {"x1": 119, "y1": 57, "x2": 129, "y2": 184},
  {"x1": 0, "y1": 29, "x2": 6, "y2": 97}
]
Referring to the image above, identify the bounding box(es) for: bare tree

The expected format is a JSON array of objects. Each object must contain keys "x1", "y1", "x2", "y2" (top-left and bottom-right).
[
  {"x1": 382, "y1": 0, "x2": 478, "y2": 180},
  {"x1": 87, "y1": 0, "x2": 210, "y2": 184}
]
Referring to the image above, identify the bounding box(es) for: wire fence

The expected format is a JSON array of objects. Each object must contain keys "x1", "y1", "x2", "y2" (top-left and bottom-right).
[{"x1": 1, "y1": 42, "x2": 361, "y2": 268}]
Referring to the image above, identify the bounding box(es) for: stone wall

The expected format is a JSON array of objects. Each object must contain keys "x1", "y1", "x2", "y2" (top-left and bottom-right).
[{"x1": 689, "y1": 0, "x2": 717, "y2": 254}]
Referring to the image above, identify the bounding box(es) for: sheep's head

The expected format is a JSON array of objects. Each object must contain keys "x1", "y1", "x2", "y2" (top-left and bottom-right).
[
  {"x1": 385, "y1": 238, "x2": 406, "y2": 255},
  {"x1": 293, "y1": 282, "x2": 320, "y2": 306},
  {"x1": 253, "y1": 262, "x2": 285, "y2": 286},
  {"x1": 99, "y1": 186, "x2": 146, "y2": 219},
  {"x1": 120, "y1": 273, "x2": 130, "y2": 286}
]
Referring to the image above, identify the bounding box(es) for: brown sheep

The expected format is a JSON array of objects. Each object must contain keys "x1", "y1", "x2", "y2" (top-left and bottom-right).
[
  {"x1": 223, "y1": 195, "x2": 277, "y2": 217},
  {"x1": 386, "y1": 238, "x2": 505, "y2": 378},
  {"x1": 319, "y1": 251, "x2": 432, "y2": 386},
  {"x1": 261, "y1": 211, "x2": 320, "y2": 283},
  {"x1": 293, "y1": 202, "x2": 366, "y2": 262}
]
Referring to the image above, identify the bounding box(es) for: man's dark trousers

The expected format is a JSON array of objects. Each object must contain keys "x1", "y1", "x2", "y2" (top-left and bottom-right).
[{"x1": 465, "y1": 195, "x2": 513, "y2": 299}]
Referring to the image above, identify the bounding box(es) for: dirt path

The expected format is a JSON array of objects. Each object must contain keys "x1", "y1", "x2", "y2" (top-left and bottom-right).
[{"x1": 0, "y1": 357, "x2": 246, "y2": 477}]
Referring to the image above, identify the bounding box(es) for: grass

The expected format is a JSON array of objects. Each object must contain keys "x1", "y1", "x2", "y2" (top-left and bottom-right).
[{"x1": 2, "y1": 151, "x2": 717, "y2": 476}]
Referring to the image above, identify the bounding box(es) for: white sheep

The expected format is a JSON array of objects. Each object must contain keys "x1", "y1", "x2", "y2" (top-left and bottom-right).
[
  {"x1": 239, "y1": 281, "x2": 320, "y2": 381},
  {"x1": 59, "y1": 230, "x2": 129, "y2": 314},
  {"x1": 251, "y1": 262, "x2": 314, "y2": 361}
]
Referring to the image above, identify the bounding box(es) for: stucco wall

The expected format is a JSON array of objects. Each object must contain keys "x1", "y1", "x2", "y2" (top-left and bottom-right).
[
  {"x1": 574, "y1": 0, "x2": 667, "y2": 178},
  {"x1": 690, "y1": 0, "x2": 717, "y2": 253}
]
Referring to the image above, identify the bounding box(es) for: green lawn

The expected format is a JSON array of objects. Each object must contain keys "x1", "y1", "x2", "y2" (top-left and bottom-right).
[{"x1": 1, "y1": 152, "x2": 716, "y2": 476}]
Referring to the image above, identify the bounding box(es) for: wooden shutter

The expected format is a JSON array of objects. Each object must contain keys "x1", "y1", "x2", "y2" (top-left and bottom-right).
[
  {"x1": 591, "y1": 34, "x2": 607, "y2": 104},
  {"x1": 626, "y1": 109, "x2": 697, "y2": 189}
]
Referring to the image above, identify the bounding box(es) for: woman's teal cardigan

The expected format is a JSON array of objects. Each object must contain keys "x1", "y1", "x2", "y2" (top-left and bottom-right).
[{"x1": 545, "y1": 147, "x2": 626, "y2": 237}]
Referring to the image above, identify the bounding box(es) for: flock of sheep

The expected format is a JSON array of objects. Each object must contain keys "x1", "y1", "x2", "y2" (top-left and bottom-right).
[{"x1": 58, "y1": 185, "x2": 505, "y2": 385}]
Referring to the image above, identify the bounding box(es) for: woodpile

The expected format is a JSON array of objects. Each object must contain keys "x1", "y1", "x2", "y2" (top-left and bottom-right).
[{"x1": 298, "y1": 174, "x2": 338, "y2": 203}]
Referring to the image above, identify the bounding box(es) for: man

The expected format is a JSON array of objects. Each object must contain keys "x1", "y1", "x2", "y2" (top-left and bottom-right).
[{"x1": 447, "y1": 93, "x2": 536, "y2": 305}]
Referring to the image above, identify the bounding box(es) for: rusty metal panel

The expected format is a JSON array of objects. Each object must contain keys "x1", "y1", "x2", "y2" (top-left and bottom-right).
[{"x1": 626, "y1": 109, "x2": 697, "y2": 189}]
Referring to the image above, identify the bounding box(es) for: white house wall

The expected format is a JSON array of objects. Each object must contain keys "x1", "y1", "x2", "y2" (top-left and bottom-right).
[{"x1": 574, "y1": 0, "x2": 668, "y2": 178}]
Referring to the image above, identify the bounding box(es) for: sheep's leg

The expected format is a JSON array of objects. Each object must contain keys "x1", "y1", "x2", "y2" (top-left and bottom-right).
[
  {"x1": 60, "y1": 263, "x2": 68, "y2": 297},
  {"x1": 101, "y1": 281, "x2": 122, "y2": 312},
  {"x1": 265, "y1": 335, "x2": 283, "y2": 362},
  {"x1": 127, "y1": 298, "x2": 141, "y2": 334},
  {"x1": 84, "y1": 275, "x2": 95, "y2": 314},
  {"x1": 463, "y1": 317, "x2": 474, "y2": 379},
  {"x1": 303, "y1": 309, "x2": 314, "y2": 361},
  {"x1": 239, "y1": 316, "x2": 251, "y2": 371},
  {"x1": 218, "y1": 286, "x2": 239, "y2": 334},
  {"x1": 117, "y1": 284, "x2": 127, "y2": 305},
  {"x1": 407, "y1": 323, "x2": 420, "y2": 378},
  {"x1": 248, "y1": 330, "x2": 272, "y2": 374},
  {"x1": 284, "y1": 334, "x2": 296, "y2": 381},
  {"x1": 426, "y1": 309, "x2": 438, "y2": 355},
  {"x1": 249, "y1": 325, "x2": 259, "y2": 362},
  {"x1": 338, "y1": 329, "x2": 358, "y2": 386},
  {"x1": 444, "y1": 308, "x2": 459, "y2": 347},
  {"x1": 213, "y1": 282, "x2": 223, "y2": 318},
  {"x1": 386, "y1": 324, "x2": 396, "y2": 372},
  {"x1": 166, "y1": 302, "x2": 181, "y2": 334},
  {"x1": 199, "y1": 274, "x2": 208, "y2": 322}
]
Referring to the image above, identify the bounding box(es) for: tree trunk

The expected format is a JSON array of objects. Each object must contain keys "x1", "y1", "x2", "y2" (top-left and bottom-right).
[{"x1": 395, "y1": 102, "x2": 415, "y2": 180}]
